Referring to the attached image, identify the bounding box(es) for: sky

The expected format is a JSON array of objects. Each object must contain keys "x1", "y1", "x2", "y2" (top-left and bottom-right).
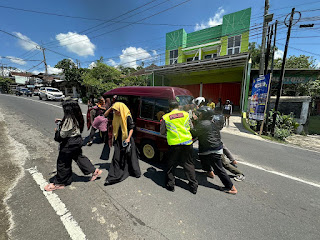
[{"x1": 0, "y1": 0, "x2": 320, "y2": 75}]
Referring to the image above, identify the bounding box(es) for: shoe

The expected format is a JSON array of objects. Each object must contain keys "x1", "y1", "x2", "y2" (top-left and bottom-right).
[
  {"x1": 189, "y1": 187, "x2": 197, "y2": 194},
  {"x1": 87, "y1": 141, "x2": 93, "y2": 146},
  {"x1": 90, "y1": 169, "x2": 102, "y2": 181},
  {"x1": 166, "y1": 185, "x2": 175, "y2": 192},
  {"x1": 221, "y1": 185, "x2": 237, "y2": 195},
  {"x1": 234, "y1": 174, "x2": 245, "y2": 182},
  {"x1": 44, "y1": 183, "x2": 65, "y2": 191},
  {"x1": 206, "y1": 171, "x2": 215, "y2": 179}
]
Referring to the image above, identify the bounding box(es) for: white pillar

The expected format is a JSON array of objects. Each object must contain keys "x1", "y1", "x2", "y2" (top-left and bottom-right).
[{"x1": 200, "y1": 82, "x2": 203, "y2": 97}]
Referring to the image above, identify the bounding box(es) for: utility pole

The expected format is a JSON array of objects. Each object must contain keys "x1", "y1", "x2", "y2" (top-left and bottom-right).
[
  {"x1": 42, "y1": 47, "x2": 48, "y2": 75},
  {"x1": 264, "y1": 20, "x2": 278, "y2": 133},
  {"x1": 271, "y1": 8, "x2": 299, "y2": 136},
  {"x1": 259, "y1": 23, "x2": 274, "y2": 135},
  {"x1": 259, "y1": 0, "x2": 269, "y2": 76},
  {"x1": 37, "y1": 46, "x2": 48, "y2": 75}
]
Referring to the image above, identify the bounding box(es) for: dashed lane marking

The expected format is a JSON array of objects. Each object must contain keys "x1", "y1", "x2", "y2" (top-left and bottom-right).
[{"x1": 27, "y1": 167, "x2": 87, "y2": 240}]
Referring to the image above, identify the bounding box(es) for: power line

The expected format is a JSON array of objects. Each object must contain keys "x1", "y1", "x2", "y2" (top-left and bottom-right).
[
  {"x1": 43, "y1": 0, "x2": 191, "y2": 49},
  {"x1": 42, "y1": 0, "x2": 165, "y2": 48}
]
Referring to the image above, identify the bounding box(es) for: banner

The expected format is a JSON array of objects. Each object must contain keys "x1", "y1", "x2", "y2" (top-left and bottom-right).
[{"x1": 249, "y1": 74, "x2": 270, "y2": 120}]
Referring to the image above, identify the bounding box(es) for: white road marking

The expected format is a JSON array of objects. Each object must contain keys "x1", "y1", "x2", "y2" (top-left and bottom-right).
[
  {"x1": 240, "y1": 161, "x2": 320, "y2": 188},
  {"x1": 27, "y1": 167, "x2": 87, "y2": 240}
]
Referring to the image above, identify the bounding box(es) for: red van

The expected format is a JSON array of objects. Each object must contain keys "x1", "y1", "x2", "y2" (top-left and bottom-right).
[{"x1": 103, "y1": 86, "x2": 194, "y2": 161}]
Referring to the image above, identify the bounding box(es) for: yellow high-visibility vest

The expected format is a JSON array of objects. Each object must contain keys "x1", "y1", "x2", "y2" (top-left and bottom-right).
[{"x1": 162, "y1": 109, "x2": 192, "y2": 146}]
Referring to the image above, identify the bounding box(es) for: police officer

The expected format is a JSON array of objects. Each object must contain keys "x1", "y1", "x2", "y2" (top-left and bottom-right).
[{"x1": 160, "y1": 100, "x2": 198, "y2": 194}]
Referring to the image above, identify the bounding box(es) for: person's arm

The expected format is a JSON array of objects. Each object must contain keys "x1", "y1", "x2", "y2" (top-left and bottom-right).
[
  {"x1": 104, "y1": 107, "x2": 113, "y2": 117},
  {"x1": 230, "y1": 105, "x2": 232, "y2": 115},
  {"x1": 125, "y1": 116, "x2": 135, "y2": 143},
  {"x1": 160, "y1": 119, "x2": 167, "y2": 135}
]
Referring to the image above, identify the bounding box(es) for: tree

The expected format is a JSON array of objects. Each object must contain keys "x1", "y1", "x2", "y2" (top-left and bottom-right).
[
  {"x1": 0, "y1": 77, "x2": 14, "y2": 93},
  {"x1": 55, "y1": 59, "x2": 82, "y2": 83},
  {"x1": 82, "y1": 61, "x2": 122, "y2": 95},
  {"x1": 248, "y1": 42, "x2": 261, "y2": 68},
  {"x1": 274, "y1": 55, "x2": 316, "y2": 69}
]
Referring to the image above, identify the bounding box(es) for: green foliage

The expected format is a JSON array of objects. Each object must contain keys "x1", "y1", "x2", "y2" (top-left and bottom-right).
[
  {"x1": 267, "y1": 110, "x2": 299, "y2": 140},
  {"x1": 308, "y1": 116, "x2": 320, "y2": 135},
  {"x1": 82, "y1": 61, "x2": 122, "y2": 95},
  {"x1": 0, "y1": 77, "x2": 14, "y2": 93},
  {"x1": 273, "y1": 55, "x2": 316, "y2": 69},
  {"x1": 248, "y1": 42, "x2": 261, "y2": 69},
  {"x1": 55, "y1": 59, "x2": 85, "y2": 83}
]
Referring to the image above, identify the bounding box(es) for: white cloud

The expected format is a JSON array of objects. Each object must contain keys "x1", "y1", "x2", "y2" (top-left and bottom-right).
[
  {"x1": 195, "y1": 7, "x2": 225, "y2": 31},
  {"x1": 88, "y1": 62, "x2": 97, "y2": 69},
  {"x1": 6, "y1": 56, "x2": 27, "y2": 65},
  {"x1": 56, "y1": 32, "x2": 96, "y2": 57},
  {"x1": 274, "y1": 49, "x2": 284, "y2": 59},
  {"x1": 47, "y1": 65, "x2": 63, "y2": 74},
  {"x1": 107, "y1": 59, "x2": 117, "y2": 67},
  {"x1": 32, "y1": 70, "x2": 41, "y2": 75},
  {"x1": 152, "y1": 50, "x2": 157, "y2": 56},
  {"x1": 13, "y1": 32, "x2": 39, "y2": 50},
  {"x1": 119, "y1": 47, "x2": 151, "y2": 68}
]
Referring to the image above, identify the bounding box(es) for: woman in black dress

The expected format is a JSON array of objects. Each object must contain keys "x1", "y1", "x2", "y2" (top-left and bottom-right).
[{"x1": 104, "y1": 102, "x2": 141, "y2": 185}]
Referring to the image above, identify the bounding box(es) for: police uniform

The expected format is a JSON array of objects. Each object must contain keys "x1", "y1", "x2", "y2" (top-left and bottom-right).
[{"x1": 160, "y1": 109, "x2": 198, "y2": 193}]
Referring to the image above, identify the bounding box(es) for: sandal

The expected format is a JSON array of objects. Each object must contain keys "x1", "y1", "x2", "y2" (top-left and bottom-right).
[
  {"x1": 44, "y1": 183, "x2": 65, "y2": 191},
  {"x1": 90, "y1": 169, "x2": 102, "y2": 181}
]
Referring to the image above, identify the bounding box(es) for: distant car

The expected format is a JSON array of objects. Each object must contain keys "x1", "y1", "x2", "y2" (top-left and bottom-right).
[
  {"x1": 15, "y1": 87, "x2": 32, "y2": 97},
  {"x1": 39, "y1": 87, "x2": 65, "y2": 101}
]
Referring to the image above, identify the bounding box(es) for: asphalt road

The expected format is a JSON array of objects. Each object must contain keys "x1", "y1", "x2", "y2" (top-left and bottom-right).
[{"x1": 1, "y1": 93, "x2": 320, "y2": 240}]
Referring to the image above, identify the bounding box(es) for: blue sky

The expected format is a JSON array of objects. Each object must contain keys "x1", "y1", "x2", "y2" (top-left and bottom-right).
[{"x1": 1, "y1": 0, "x2": 320, "y2": 74}]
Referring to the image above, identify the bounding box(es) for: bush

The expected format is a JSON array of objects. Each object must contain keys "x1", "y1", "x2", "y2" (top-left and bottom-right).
[
  {"x1": 267, "y1": 110, "x2": 299, "y2": 140},
  {"x1": 274, "y1": 128, "x2": 291, "y2": 140}
]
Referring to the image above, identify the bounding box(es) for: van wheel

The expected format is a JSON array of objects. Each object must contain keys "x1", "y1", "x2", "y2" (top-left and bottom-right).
[{"x1": 140, "y1": 140, "x2": 159, "y2": 161}]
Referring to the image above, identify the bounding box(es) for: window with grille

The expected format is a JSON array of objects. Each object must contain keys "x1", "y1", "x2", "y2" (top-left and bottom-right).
[
  {"x1": 169, "y1": 49, "x2": 178, "y2": 65},
  {"x1": 186, "y1": 56, "x2": 199, "y2": 62},
  {"x1": 227, "y1": 35, "x2": 241, "y2": 55},
  {"x1": 204, "y1": 54, "x2": 217, "y2": 59}
]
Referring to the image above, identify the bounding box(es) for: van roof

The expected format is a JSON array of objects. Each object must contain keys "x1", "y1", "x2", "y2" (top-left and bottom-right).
[{"x1": 103, "y1": 86, "x2": 193, "y2": 99}]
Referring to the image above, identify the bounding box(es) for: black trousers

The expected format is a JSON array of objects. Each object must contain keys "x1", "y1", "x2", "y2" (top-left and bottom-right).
[
  {"x1": 88, "y1": 127, "x2": 107, "y2": 143},
  {"x1": 166, "y1": 145, "x2": 198, "y2": 189},
  {"x1": 54, "y1": 146, "x2": 96, "y2": 185},
  {"x1": 200, "y1": 153, "x2": 233, "y2": 190}
]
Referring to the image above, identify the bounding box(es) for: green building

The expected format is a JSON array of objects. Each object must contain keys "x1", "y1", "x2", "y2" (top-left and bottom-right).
[{"x1": 147, "y1": 8, "x2": 252, "y2": 110}]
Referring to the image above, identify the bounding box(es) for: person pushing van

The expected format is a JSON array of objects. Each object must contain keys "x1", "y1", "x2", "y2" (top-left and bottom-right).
[{"x1": 160, "y1": 100, "x2": 198, "y2": 194}]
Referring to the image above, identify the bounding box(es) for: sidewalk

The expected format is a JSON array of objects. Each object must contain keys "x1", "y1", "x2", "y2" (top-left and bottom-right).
[{"x1": 221, "y1": 114, "x2": 320, "y2": 153}]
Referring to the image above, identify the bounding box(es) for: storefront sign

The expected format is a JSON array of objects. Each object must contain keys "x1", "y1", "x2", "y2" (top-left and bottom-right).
[{"x1": 249, "y1": 74, "x2": 270, "y2": 121}]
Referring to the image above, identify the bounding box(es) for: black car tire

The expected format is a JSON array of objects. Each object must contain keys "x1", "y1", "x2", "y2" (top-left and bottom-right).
[
  {"x1": 139, "y1": 139, "x2": 160, "y2": 161},
  {"x1": 39, "y1": 95, "x2": 42, "y2": 100}
]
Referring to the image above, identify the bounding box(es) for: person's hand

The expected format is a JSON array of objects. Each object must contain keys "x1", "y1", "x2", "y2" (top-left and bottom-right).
[
  {"x1": 55, "y1": 118, "x2": 62, "y2": 123},
  {"x1": 125, "y1": 138, "x2": 130, "y2": 143},
  {"x1": 231, "y1": 160, "x2": 238, "y2": 165},
  {"x1": 54, "y1": 128, "x2": 57, "y2": 132}
]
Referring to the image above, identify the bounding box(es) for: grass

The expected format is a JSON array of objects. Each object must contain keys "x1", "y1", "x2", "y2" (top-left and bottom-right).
[{"x1": 308, "y1": 115, "x2": 320, "y2": 135}]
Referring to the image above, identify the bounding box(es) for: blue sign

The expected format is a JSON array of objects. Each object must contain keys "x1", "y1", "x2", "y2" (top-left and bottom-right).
[{"x1": 249, "y1": 74, "x2": 270, "y2": 121}]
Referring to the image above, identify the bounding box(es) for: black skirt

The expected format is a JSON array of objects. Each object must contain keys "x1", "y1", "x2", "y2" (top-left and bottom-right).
[{"x1": 105, "y1": 136, "x2": 141, "y2": 185}]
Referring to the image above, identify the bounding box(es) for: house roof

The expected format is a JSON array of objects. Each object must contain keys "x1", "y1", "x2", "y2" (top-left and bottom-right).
[
  {"x1": 10, "y1": 72, "x2": 33, "y2": 77},
  {"x1": 146, "y1": 53, "x2": 249, "y2": 76}
]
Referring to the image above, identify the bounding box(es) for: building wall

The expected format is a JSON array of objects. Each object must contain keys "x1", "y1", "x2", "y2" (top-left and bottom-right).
[{"x1": 165, "y1": 8, "x2": 251, "y2": 63}]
